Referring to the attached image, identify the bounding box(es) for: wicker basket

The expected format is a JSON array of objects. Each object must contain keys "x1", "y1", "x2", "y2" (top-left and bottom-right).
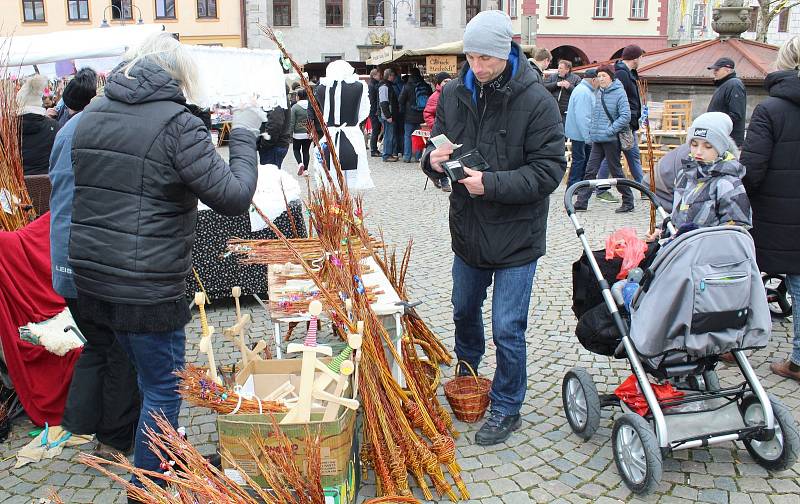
[{"x1": 444, "y1": 361, "x2": 491, "y2": 423}]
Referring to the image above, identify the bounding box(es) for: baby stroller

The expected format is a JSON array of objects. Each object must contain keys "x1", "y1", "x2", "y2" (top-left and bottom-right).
[{"x1": 562, "y1": 179, "x2": 800, "y2": 495}]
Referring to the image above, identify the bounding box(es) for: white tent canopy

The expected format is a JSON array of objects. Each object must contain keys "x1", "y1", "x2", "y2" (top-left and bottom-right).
[
  {"x1": 1, "y1": 25, "x2": 287, "y2": 108},
  {"x1": 1, "y1": 24, "x2": 166, "y2": 67}
]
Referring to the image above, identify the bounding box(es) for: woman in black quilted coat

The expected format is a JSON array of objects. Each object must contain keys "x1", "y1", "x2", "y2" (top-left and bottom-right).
[
  {"x1": 68, "y1": 32, "x2": 265, "y2": 498},
  {"x1": 740, "y1": 36, "x2": 800, "y2": 383}
]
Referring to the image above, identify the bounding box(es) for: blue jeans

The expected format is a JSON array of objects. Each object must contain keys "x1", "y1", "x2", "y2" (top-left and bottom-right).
[
  {"x1": 452, "y1": 255, "x2": 537, "y2": 416},
  {"x1": 568, "y1": 140, "x2": 592, "y2": 188},
  {"x1": 258, "y1": 145, "x2": 289, "y2": 168},
  {"x1": 403, "y1": 122, "x2": 421, "y2": 161},
  {"x1": 381, "y1": 118, "x2": 395, "y2": 160},
  {"x1": 786, "y1": 274, "x2": 800, "y2": 366},
  {"x1": 598, "y1": 133, "x2": 643, "y2": 183},
  {"x1": 115, "y1": 328, "x2": 186, "y2": 488}
]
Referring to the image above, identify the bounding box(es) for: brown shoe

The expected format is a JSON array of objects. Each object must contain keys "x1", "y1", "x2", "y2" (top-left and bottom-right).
[
  {"x1": 92, "y1": 441, "x2": 132, "y2": 461},
  {"x1": 770, "y1": 360, "x2": 800, "y2": 383},
  {"x1": 385, "y1": 156, "x2": 398, "y2": 162}
]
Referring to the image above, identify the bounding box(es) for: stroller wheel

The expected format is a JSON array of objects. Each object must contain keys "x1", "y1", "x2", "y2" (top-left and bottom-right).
[
  {"x1": 612, "y1": 413, "x2": 663, "y2": 495},
  {"x1": 562, "y1": 368, "x2": 601, "y2": 440},
  {"x1": 740, "y1": 394, "x2": 800, "y2": 471},
  {"x1": 762, "y1": 274, "x2": 792, "y2": 318}
]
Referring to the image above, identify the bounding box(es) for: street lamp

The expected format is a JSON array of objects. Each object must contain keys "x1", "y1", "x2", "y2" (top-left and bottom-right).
[
  {"x1": 373, "y1": 0, "x2": 416, "y2": 59},
  {"x1": 100, "y1": 3, "x2": 144, "y2": 27},
  {"x1": 677, "y1": 13, "x2": 694, "y2": 43}
]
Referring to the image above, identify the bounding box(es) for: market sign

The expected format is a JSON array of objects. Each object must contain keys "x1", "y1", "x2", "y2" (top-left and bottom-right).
[{"x1": 426, "y1": 55, "x2": 457, "y2": 74}]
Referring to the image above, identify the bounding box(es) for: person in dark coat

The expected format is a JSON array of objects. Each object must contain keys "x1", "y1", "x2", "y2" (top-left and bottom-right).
[
  {"x1": 59, "y1": 67, "x2": 97, "y2": 126},
  {"x1": 422, "y1": 11, "x2": 565, "y2": 446},
  {"x1": 257, "y1": 91, "x2": 293, "y2": 167},
  {"x1": 367, "y1": 68, "x2": 382, "y2": 156},
  {"x1": 49, "y1": 110, "x2": 141, "y2": 462},
  {"x1": 740, "y1": 36, "x2": 800, "y2": 382},
  {"x1": 707, "y1": 57, "x2": 747, "y2": 146},
  {"x1": 543, "y1": 59, "x2": 581, "y2": 122},
  {"x1": 68, "y1": 32, "x2": 263, "y2": 497},
  {"x1": 398, "y1": 67, "x2": 431, "y2": 162},
  {"x1": 16, "y1": 74, "x2": 59, "y2": 176}
]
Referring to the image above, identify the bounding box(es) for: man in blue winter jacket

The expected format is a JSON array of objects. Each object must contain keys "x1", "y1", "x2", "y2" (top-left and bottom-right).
[{"x1": 564, "y1": 69, "x2": 598, "y2": 187}]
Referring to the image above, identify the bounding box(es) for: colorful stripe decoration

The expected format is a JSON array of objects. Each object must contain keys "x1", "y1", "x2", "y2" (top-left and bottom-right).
[
  {"x1": 327, "y1": 346, "x2": 354, "y2": 373},
  {"x1": 304, "y1": 316, "x2": 318, "y2": 347}
]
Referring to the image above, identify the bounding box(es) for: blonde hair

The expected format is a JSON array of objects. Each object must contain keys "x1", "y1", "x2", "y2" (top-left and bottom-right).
[
  {"x1": 16, "y1": 74, "x2": 48, "y2": 112},
  {"x1": 121, "y1": 32, "x2": 200, "y2": 103},
  {"x1": 776, "y1": 36, "x2": 800, "y2": 76}
]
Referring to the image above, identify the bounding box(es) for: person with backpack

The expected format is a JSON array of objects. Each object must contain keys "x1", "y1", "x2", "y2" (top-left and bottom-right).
[{"x1": 398, "y1": 67, "x2": 432, "y2": 163}]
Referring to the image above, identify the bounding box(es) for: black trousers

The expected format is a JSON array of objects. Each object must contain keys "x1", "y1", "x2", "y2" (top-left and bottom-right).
[
  {"x1": 575, "y1": 140, "x2": 634, "y2": 208},
  {"x1": 292, "y1": 138, "x2": 312, "y2": 167},
  {"x1": 61, "y1": 298, "x2": 140, "y2": 450},
  {"x1": 369, "y1": 114, "x2": 381, "y2": 154}
]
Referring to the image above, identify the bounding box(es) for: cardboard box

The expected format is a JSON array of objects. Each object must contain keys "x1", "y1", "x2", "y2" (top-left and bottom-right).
[{"x1": 218, "y1": 358, "x2": 358, "y2": 488}]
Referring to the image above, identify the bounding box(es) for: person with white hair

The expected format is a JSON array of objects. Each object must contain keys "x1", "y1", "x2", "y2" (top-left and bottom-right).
[
  {"x1": 67, "y1": 32, "x2": 265, "y2": 497},
  {"x1": 741, "y1": 36, "x2": 800, "y2": 382},
  {"x1": 16, "y1": 74, "x2": 59, "y2": 175}
]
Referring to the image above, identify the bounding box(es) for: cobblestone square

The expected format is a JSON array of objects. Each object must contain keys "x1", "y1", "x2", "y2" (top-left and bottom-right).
[{"x1": 1, "y1": 156, "x2": 798, "y2": 503}]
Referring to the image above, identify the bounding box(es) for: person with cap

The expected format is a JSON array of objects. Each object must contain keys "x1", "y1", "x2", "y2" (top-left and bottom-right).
[
  {"x1": 544, "y1": 60, "x2": 582, "y2": 123},
  {"x1": 707, "y1": 57, "x2": 747, "y2": 146},
  {"x1": 58, "y1": 67, "x2": 97, "y2": 127},
  {"x1": 378, "y1": 68, "x2": 400, "y2": 162},
  {"x1": 741, "y1": 36, "x2": 800, "y2": 382},
  {"x1": 595, "y1": 44, "x2": 645, "y2": 204},
  {"x1": 17, "y1": 74, "x2": 60, "y2": 176},
  {"x1": 423, "y1": 71, "x2": 452, "y2": 192},
  {"x1": 421, "y1": 10, "x2": 565, "y2": 446},
  {"x1": 574, "y1": 65, "x2": 634, "y2": 212},
  {"x1": 564, "y1": 69, "x2": 598, "y2": 187},
  {"x1": 670, "y1": 111, "x2": 751, "y2": 230}
]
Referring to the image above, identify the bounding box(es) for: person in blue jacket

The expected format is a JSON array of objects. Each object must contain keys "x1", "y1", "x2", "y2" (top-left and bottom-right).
[
  {"x1": 49, "y1": 111, "x2": 141, "y2": 461},
  {"x1": 573, "y1": 65, "x2": 634, "y2": 212},
  {"x1": 564, "y1": 69, "x2": 598, "y2": 187}
]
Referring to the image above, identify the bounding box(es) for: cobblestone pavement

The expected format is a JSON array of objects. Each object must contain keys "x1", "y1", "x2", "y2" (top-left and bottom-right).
[{"x1": 1, "y1": 154, "x2": 799, "y2": 504}]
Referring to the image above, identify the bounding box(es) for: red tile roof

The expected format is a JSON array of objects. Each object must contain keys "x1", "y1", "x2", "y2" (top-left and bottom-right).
[{"x1": 575, "y1": 38, "x2": 779, "y2": 85}]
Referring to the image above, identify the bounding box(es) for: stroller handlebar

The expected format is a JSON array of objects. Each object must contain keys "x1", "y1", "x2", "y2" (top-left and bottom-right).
[{"x1": 564, "y1": 179, "x2": 662, "y2": 214}]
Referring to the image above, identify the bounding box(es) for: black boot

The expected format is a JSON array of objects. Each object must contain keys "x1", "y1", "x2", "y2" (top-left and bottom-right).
[
  {"x1": 475, "y1": 411, "x2": 522, "y2": 446},
  {"x1": 615, "y1": 205, "x2": 634, "y2": 213}
]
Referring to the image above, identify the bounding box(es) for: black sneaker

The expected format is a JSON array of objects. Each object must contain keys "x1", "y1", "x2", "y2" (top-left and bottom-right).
[
  {"x1": 615, "y1": 205, "x2": 634, "y2": 213},
  {"x1": 475, "y1": 412, "x2": 522, "y2": 446},
  {"x1": 573, "y1": 205, "x2": 588, "y2": 212}
]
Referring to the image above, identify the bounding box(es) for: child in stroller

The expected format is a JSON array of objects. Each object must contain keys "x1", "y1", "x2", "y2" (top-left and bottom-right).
[{"x1": 563, "y1": 178, "x2": 800, "y2": 495}]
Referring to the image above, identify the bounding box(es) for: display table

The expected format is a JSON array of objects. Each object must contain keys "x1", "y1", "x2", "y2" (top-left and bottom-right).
[
  {"x1": 185, "y1": 202, "x2": 307, "y2": 300},
  {"x1": 267, "y1": 256, "x2": 407, "y2": 385}
]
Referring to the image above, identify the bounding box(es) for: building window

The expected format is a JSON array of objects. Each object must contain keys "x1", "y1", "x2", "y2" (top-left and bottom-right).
[
  {"x1": 22, "y1": 0, "x2": 46, "y2": 21},
  {"x1": 778, "y1": 7, "x2": 789, "y2": 32},
  {"x1": 594, "y1": 0, "x2": 611, "y2": 17},
  {"x1": 692, "y1": 2, "x2": 705, "y2": 26},
  {"x1": 197, "y1": 0, "x2": 217, "y2": 18},
  {"x1": 466, "y1": 0, "x2": 480, "y2": 22},
  {"x1": 325, "y1": 0, "x2": 343, "y2": 26},
  {"x1": 509, "y1": 0, "x2": 517, "y2": 17},
  {"x1": 111, "y1": 0, "x2": 133, "y2": 19},
  {"x1": 68, "y1": 0, "x2": 90, "y2": 20},
  {"x1": 367, "y1": 0, "x2": 383, "y2": 25},
  {"x1": 420, "y1": 0, "x2": 436, "y2": 26},
  {"x1": 630, "y1": 0, "x2": 645, "y2": 18},
  {"x1": 273, "y1": 0, "x2": 290, "y2": 25},
  {"x1": 156, "y1": 0, "x2": 176, "y2": 18},
  {"x1": 548, "y1": 0, "x2": 564, "y2": 16},
  {"x1": 323, "y1": 54, "x2": 344, "y2": 62}
]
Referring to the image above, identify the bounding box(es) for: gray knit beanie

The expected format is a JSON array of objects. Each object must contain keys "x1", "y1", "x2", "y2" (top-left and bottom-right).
[
  {"x1": 688, "y1": 112, "x2": 736, "y2": 157},
  {"x1": 463, "y1": 10, "x2": 513, "y2": 60}
]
